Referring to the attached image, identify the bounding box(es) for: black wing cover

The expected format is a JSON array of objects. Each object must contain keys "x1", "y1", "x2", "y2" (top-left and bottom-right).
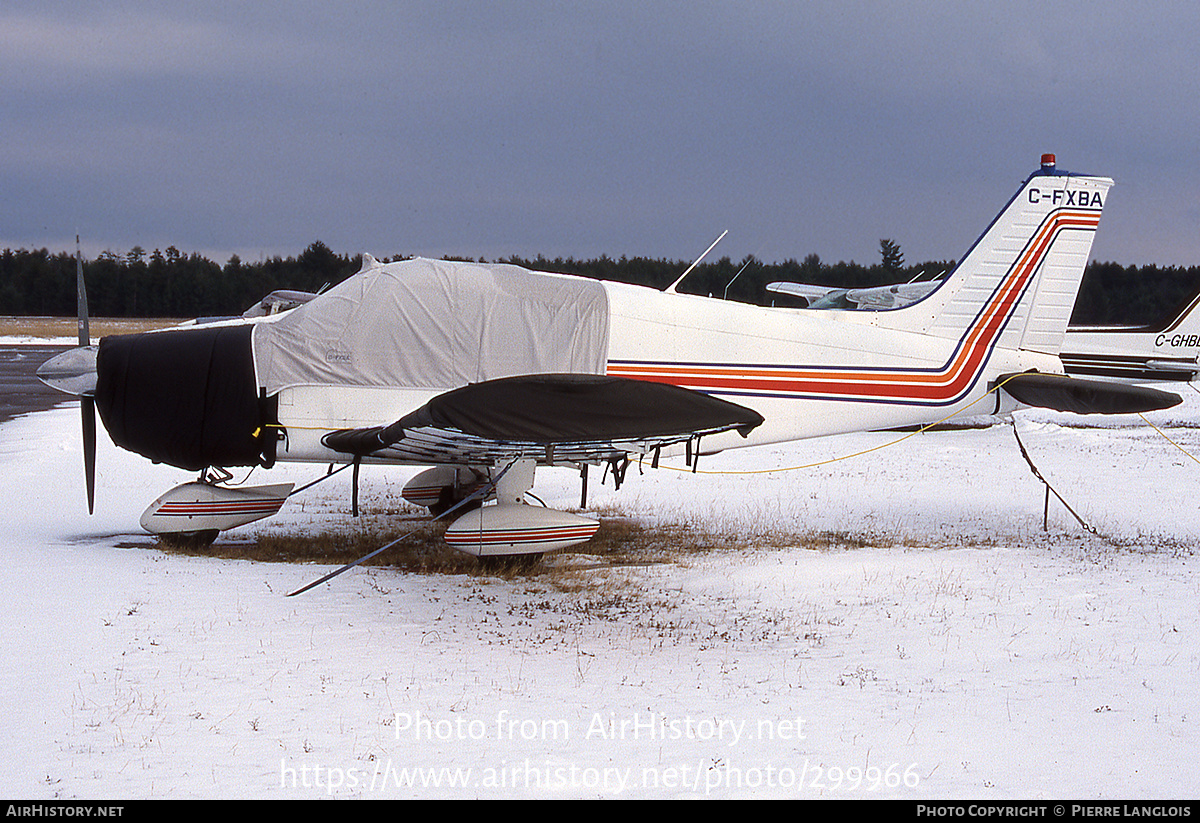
[{"x1": 322, "y1": 374, "x2": 764, "y2": 462}]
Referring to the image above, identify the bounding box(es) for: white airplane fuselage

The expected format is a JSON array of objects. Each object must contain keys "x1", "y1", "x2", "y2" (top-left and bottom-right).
[{"x1": 271, "y1": 276, "x2": 1058, "y2": 466}]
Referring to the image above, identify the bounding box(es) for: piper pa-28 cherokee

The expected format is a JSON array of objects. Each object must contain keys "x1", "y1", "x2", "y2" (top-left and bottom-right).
[{"x1": 37, "y1": 154, "x2": 1181, "y2": 591}]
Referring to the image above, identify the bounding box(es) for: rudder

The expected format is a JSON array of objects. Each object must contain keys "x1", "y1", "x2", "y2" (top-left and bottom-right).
[{"x1": 882, "y1": 155, "x2": 1113, "y2": 357}]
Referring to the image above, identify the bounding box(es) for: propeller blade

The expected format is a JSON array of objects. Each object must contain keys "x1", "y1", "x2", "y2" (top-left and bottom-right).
[
  {"x1": 82, "y1": 396, "x2": 96, "y2": 514},
  {"x1": 76, "y1": 235, "x2": 89, "y2": 347},
  {"x1": 77, "y1": 236, "x2": 95, "y2": 514}
]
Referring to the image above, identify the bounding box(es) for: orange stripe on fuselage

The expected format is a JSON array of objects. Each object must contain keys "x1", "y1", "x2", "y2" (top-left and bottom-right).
[{"x1": 610, "y1": 209, "x2": 1099, "y2": 404}]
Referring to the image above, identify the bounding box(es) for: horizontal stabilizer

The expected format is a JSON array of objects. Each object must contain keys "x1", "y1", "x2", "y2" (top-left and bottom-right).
[{"x1": 998, "y1": 372, "x2": 1181, "y2": 415}]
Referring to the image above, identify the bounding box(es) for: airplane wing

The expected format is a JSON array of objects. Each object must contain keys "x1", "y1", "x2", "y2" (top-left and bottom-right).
[
  {"x1": 241, "y1": 289, "x2": 319, "y2": 318},
  {"x1": 764, "y1": 282, "x2": 841, "y2": 301},
  {"x1": 767, "y1": 280, "x2": 939, "y2": 310},
  {"x1": 320, "y1": 373, "x2": 765, "y2": 466},
  {"x1": 845, "y1": 280, "x2": 939, "y2": 310}
]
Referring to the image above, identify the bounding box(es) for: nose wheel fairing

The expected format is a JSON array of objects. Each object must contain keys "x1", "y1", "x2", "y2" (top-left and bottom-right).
[{"x1": 140, "y1": 481, "x2": 294, "y2": 538}]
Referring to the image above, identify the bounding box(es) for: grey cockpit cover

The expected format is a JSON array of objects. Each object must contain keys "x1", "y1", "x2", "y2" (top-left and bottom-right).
[{"x1": 251, "y1": 257, "x2": 611, "y2": 394}]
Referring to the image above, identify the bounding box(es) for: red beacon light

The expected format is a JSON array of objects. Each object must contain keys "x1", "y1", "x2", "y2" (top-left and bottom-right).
[{"x1": 1041, "y1": 153, "x2": 1056, "y2": 170}]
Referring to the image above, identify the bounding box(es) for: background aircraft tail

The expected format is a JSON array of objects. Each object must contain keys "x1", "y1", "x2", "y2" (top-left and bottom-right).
[
  {"x1": 1059, "y1": 282, "x2": 1200, "y2": 383},
  {"x1": 880, "y1": 155, "x2": 1114, "y2": 357}
]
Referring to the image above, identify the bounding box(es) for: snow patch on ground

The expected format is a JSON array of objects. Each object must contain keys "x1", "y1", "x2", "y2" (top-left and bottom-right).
[{"x1": 2, "y1": 392, "x2": 1199, "y2": 798}]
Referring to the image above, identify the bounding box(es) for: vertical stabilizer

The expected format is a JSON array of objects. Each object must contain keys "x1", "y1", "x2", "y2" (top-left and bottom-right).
[{"x1": 885, "y1": 155, "x2": 1113, "y2": 356}]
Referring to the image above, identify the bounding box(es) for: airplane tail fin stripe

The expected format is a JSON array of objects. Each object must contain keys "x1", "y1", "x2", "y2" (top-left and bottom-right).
[
  {"x1": 948, "y1": 207, "x2": 1103, "y2": 369},
  {"x1": 1159, "y1": 290, "x2": 1200, "y2": 334},
  {"x1": 915, "y1": 166, "x2": 1112, "y2": 356},
  {"x1": 610, "y1": 212, "x2": 1104, "y2": 406},
  {"x1": 610, "y1": 159, "x2": 1113, "y2": 407}
]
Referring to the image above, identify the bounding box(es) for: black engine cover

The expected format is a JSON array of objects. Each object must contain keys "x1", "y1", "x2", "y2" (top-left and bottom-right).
[{"x1": 95, "y1": 325, "x2": 275, "y2": 471}]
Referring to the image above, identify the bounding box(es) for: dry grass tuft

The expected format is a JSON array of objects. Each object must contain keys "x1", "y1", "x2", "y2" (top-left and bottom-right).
[
  {"x1": 159, "y1": 518, "x2": 483, "y2": 575},
  {"x1": 0, "y1": 316, "x2": 185, "y2": 338},
  {"x1": 153, "y1": 504, "x2": 910, "y2": 590}
]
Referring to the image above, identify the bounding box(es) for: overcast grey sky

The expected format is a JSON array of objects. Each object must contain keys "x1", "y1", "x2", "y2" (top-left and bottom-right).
[{"x1": 3, "y1": 2, "x2": 1199, "y2": 268}]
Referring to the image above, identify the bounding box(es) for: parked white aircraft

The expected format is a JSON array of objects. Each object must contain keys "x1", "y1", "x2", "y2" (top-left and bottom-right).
[
  {"x1": 766, "y1": 276, "x2": 942, "y2": 310},
  {"x1": 37, "y1": 154, "x2": 1180, "y2": 586},
  {"x1": 1059, "y1": 290, "x2": 1200, "y2": 382}
]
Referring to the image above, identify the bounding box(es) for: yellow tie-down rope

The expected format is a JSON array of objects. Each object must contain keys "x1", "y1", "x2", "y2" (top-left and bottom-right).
[
  {"x1": 1137, "y1": 412, "x2": 1200, "y2": 467},
  {"x1": 638, "y1": 373, "x2": 1030, "y2": 476},
  {"x1": 257, "y1": 377, "x2": 1200, "y2": 474}
]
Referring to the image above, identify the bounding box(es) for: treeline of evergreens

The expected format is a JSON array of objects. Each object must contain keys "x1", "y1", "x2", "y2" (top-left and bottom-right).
[
  {"x1": 1, "y1": 241, "x2": 358, "y2": 320},
  {"x1": 3, "y1": 240, "x2": 1199, "y2": 328}
]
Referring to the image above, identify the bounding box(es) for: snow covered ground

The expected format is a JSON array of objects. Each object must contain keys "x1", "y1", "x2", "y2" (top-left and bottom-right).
[{"x1": 2, "y1": 363, "x2": 1198, "y2": 799}]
